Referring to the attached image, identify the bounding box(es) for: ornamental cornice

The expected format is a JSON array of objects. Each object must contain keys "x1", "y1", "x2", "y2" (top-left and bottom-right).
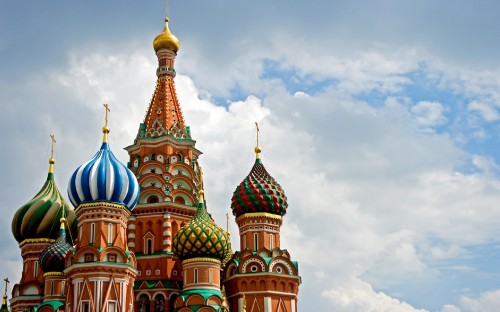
[
  {"x1": 76, "y1": 201, "x2": 130, "y2": 212},
  {"x1": 182, "y1": 257, "x2": 221, "y2": 265},
  {"x1": 235, "y1": 212, "x2": 282, "y2": 223},
  {"x1": 19, "y1": 238, "x2": 55, "y2": 247},
  {"x1": 43, "y1": 272, "x2": 64, "y2": 277}
]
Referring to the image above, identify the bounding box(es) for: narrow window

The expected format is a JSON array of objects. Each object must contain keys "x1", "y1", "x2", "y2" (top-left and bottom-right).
[
  {"x1": 108, "y1": 223, "x2": 113, "y2": 245},
  {"x1": 146, "y1": 238, "x2": 153, "y2": 255},
  {"x1": 242, "y1": 234, "x2": 246, "y2": 249},
  {"x1": 82, "y1": 302, "x2": 89, "y2": 312},
  {"x1": 254, "y1": 233, "x2": 258, "y2": 251},
  {"x1": 50, "y1": 281, "x2": 54, "y2": 295},
  {"x1": 209, "y1": 268, "x2": 213, "y2": 284},
  {"x1": 270, "y1": 234, "x2": 274, "y2": 249},
  {"x1": 194, "y1": 268, "x2": 198, "y2": 284},
  {"x1": 34, "y1": 261, "x2": 39, "y2": 278},
  {"x1": 90, "y1": 223, "x2": 95, "y2": 244}
]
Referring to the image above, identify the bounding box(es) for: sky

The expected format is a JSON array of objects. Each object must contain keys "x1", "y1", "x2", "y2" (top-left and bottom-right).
[{"x1": 1, "y1": 1, "x2": 500, "y2": 311}]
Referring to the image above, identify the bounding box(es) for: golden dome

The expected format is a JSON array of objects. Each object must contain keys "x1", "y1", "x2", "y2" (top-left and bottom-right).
[{"x1": 153, "y1": 18, "x2": 180, "y2": 53}]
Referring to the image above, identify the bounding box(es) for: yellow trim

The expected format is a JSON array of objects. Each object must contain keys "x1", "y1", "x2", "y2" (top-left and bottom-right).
[
  {"x1": 76, "y1": 201, "x2": 127, "y2": 211},
  {"x1": 19, "y1": 238, "x2": 55, "y2": 247},
  {"x1": 235, "y1": 212, "x2": 282, "y2": 222},
  {"x1": 43, "y1": 272, "x2": 64, "y2": 277},
  {"x1": 182, "y1": 257, "x2": 221, "y2": 265}
]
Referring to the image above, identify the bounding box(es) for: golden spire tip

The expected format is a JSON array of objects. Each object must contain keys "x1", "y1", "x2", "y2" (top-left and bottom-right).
[
  {"x1": 49, "y1": 134, "x2": 56, "y2": 173},
  {"x1": 198, "y1": 189, "x2": 205, "y2": 204},
  {"x1": 102, "y1": 103, "x2": 111, "y2": 142}
]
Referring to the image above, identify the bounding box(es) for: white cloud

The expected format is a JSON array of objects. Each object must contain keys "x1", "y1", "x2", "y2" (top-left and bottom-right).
[
  {"x1": 322, "y1": 278, "x2": 428, "y2": 312},
  {"x1": 468, "y1": 101, "x2": 499, "y2": 122},
  {"x1": 460, "y1": 289, "x2": 500, "y2": 312},
  {"x1": 411, "y1": 101, "x2": 447, "y2": 127}
]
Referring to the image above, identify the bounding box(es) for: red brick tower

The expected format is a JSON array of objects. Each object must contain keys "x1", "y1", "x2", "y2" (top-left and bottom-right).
[
  {"x1": 124, "y1": 16, "x2": 203, "y2": 311},
  {"x1": 65, "y1": 106, "x2": 140, "y2": 312},
  {"x1": 224, "y1": 130, "x2": 301, "y2": 312},
  {"x1": 10, "y1": 138, "x2": 77, "y2": 312}
]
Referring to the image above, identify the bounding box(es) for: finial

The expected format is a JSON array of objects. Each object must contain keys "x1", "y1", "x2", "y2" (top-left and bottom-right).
[
  {"x1": 255, "y1": 122, "x2": 261, "y2": 159},
  {"x1": 59, "y1": 207, "x2": 66, "y2": 230},
  {"x1": 102, "y1": 103, "x2": 111, "y2": 142},
  {"x1": 165, "y1": 0, "x2": 169, "y2": 20},
  {"x1": 49, "y1": 134, "x2": 56, "y2": 173},
  {"x1": 3, "y1": 278, "x2": 9, "y2": 304},
  {"x1": 198, "y1": 189, "x2": 204, "y2": 204}
]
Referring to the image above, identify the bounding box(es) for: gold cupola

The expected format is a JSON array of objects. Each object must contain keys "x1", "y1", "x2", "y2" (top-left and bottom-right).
[{"x1": 153, "y1": 18, "x2": 180, "y2": 53}]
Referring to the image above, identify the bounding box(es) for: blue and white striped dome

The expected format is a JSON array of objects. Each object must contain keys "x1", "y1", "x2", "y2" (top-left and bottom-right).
[{"x1": 68, "y1": 142, "x2": 139, "y2": 210}]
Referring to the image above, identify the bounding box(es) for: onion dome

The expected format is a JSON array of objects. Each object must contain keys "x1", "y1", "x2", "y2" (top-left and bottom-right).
[
  {"x1": 12, "y1": 157, "x2": 77, "y2": 243},
  {"x1": 153, "y1": 18, "x2": 180, "y2": 53},
  {"x1": 39, "y1": 218, "x2": 73, "y2": 273},
  {"x1": 231, "y1": 146, "x2": 288, "y2": 218},
  {"x1": 173, "y1": 191, "x2": 231, "y2": 261},
  {"x1": 68, "y1": 125, "x2": 139, "y2": 210}
]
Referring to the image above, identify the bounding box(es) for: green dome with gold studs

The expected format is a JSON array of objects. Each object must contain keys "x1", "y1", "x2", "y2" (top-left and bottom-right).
[{"x1": 173, "y1": 191, "x2": 231, "y2": 261}]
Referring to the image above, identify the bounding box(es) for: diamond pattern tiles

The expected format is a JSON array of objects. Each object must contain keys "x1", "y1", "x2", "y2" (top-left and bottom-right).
[
  {"x1": 231, "y1": 159, "x2": 288, "y2": 218},
  {"x1": 173, "y1": 202, "x2": 231, "y2": 262}
]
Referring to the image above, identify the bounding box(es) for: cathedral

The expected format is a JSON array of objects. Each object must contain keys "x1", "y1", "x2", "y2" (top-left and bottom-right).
[{"x1": 8, "y1": 9, "x2": 301, "y2": 312}]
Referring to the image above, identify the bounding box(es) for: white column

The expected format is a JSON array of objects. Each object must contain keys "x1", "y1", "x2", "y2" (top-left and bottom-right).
[
  {"x1": 291, "y1": 299, "x2": 296, "y2": 312},
  {"x1": 264, "y1": 297, "x2": 272, "y2": 312},
  {"x1": 238, "y1": 297, "x2": 244, "y2": 312}
]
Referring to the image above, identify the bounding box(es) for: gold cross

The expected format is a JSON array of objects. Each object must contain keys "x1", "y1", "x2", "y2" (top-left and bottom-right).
[
  {"x1": 3, "y1": 278, "x2": 9, "y2": 297},
  {"x1": 103, "y1": 103, "x2": 111, "y2": 127},
  {"x1": 49, "y1": 134, "x2": 56, "y2": 159},
  {"x1": 255, "y1": 122, "x2": 260, "y2": 147}
]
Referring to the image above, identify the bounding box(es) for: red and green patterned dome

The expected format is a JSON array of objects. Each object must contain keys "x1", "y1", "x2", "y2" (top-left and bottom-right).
[
  {"x1": 12, "y1": 159, "x2": 77, "y2": 243},
  {"x1": 173, "y1": 191, "x2": 231, "y2": 261},
  {"x1": 231, "y1": 151, "x2": 288, "y2": 218},
  {"x1": 39, "y1": 218, "x2": 74, "y2": 273}
]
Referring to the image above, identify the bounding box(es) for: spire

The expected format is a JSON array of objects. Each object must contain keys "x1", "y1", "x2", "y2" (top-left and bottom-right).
[
  {"x1": 1, "y1": 278, "x2": 8, "y2": 308},
  {"x1": 49, "y1": 134, "x2": 56, "y2": 173},
  {"x1": 255, "y1": 122, "x2": 261, "y2": 160},
  {"x1": 102, "y1": 103, "x2": 110, "y2": 143},
  {"x1": 139, "y1": 10, "x2": 187, "y2": 141}
]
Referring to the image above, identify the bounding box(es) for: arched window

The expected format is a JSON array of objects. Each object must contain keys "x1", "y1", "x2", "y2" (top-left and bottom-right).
[
  {"x1": 148, "y1": 195, "x2": 159, "y2": 203},
  {"x1": 155, "y1": 294, "x2": 165, "y2": 312},
  {"x1": 138, "y1": 294, "x2": 150, "y2": 312},
  {"x1": 174, "y1": 197, "x2": 185, "y2": 205}
]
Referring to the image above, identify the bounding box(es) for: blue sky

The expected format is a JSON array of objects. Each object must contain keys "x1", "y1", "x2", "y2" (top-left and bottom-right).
[{"x1": 2, "y1": 1, "x2": 500, "y2": 311}]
